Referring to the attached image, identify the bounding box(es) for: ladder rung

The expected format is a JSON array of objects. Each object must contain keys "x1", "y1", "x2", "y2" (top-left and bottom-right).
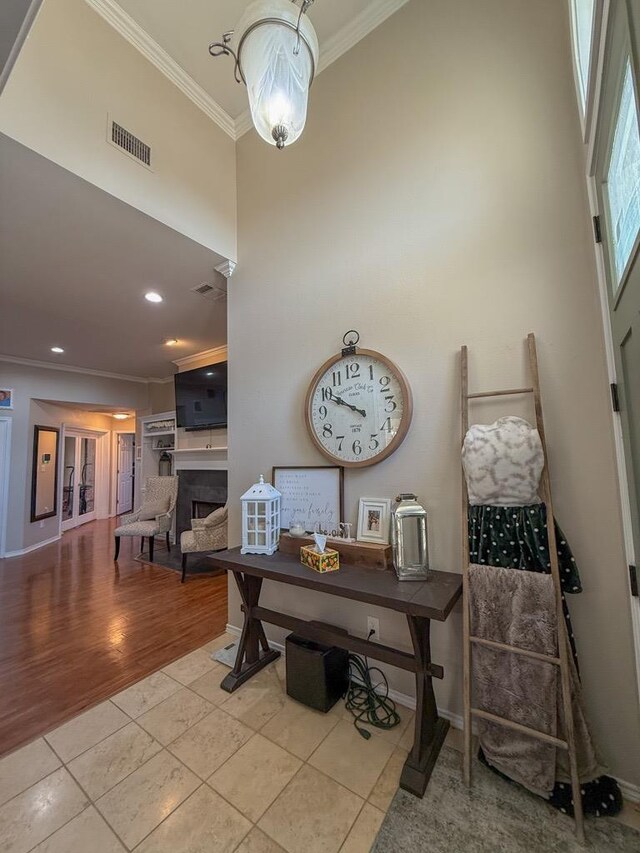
[
  {"x1": 467, "y1": 387, "x2": 534, "y2": 399},
  {"x1": 470, "y1": 635, "x2": 561, "y2": 665},
  {"x1": 470, "y1": 707, "x2": 568, "y2": 748}
]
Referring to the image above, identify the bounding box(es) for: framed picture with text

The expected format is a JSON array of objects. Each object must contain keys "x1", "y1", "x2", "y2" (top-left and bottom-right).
[{"x1": 272, "y1": 466, "x2": 344, "y2": 533}]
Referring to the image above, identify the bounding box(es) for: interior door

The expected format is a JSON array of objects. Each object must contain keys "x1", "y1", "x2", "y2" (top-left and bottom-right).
[
  {"x1": 116, "y1": 434, "x2": 135, "y2": 515},
  {"x1": 61, "y1": 432, "x2": 98, "y2": 530},
  {"x1": 594, "y1": 0, "x2": 640, "y2": 597}
]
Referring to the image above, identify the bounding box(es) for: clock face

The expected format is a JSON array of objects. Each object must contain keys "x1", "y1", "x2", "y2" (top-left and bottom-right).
[{"x1": 305, "y1": 348, "x2": 412, "y2": 468}]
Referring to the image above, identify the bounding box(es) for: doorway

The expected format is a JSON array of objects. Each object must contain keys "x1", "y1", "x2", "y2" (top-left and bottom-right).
[
  {"x1": 115, "y1": 432, "x2": 135, "y2": 516},
  {"x1": 61, "y1": 431, "x2": 100, "y2": 531}
]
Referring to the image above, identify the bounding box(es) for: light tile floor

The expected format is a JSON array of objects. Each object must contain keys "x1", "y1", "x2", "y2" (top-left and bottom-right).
[{"x1": 1, "y1": 632, "x2": 638, "y2": 853}]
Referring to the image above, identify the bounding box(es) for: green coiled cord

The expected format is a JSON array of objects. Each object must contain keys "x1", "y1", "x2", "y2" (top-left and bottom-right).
[{"x1": 345, "y1": 652, "x2": 402, "y2": 739}]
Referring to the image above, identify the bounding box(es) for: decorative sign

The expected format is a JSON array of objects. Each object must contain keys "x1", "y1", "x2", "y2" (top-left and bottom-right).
[{"x1": 272, "y1": 466, "x2": 344, "y2": 532}]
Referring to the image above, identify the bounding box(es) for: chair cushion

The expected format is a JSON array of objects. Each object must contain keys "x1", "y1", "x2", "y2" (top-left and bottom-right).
[
  {"x1": 138, "y1": 497, "x2": 170, "y2": 520},
  {"x1": 202, "y1": 506, "x2": 227, "y2": 527},
  {"x1": 114, "y1": 520, "x2": 159, "y2": 537}
]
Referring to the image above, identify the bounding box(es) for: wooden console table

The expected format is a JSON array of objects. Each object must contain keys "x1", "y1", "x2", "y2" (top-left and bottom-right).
[{"x1": 210, "y1": 547, "x2": 462, "y2": 797}]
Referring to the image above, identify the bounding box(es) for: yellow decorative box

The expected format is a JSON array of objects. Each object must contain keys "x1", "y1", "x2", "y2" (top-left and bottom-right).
[{"x1": 300, "y1": 545, "x2": 340, "y2": 573}]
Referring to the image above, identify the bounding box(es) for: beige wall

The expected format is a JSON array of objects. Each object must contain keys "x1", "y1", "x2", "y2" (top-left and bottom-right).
[
  {"x1": 0, "y1": 0, "x2": 237, "y2": 260},
  {"x1": 0, "y1": 360, "x2": 150, "y2": 553},
  {"x1": 230, "y1": 0, "x2": 640, "y2": 784}
]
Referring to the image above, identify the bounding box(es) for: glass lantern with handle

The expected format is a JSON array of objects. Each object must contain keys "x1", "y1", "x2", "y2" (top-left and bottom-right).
[{"x1": 390, "y1": 494, "x2": 430, "y2": 581}]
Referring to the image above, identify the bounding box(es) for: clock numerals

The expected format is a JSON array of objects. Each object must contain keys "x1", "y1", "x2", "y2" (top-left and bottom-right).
[{"x1": 307, "y1": 350, "x2": 411, "y2": 466}]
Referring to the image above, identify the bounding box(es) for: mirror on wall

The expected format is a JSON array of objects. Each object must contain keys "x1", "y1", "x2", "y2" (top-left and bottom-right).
[{"x1": 31, "y1": 425, "x2": 60, "y2": 522}]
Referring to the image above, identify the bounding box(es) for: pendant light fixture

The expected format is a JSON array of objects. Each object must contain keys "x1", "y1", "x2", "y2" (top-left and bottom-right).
[{"x1": 209, "y1": 0, "x2": 319, "y2": 150}]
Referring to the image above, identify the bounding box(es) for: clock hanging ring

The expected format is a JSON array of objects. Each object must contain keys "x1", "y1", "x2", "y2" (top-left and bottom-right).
[{"x1": 304, "y1": 332, "x2": 413, "y2": 468}]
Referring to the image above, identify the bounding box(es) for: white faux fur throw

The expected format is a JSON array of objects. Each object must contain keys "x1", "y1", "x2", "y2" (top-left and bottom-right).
[{"x1": 469, "y1": 563, "x2": 602, "y2": 797}]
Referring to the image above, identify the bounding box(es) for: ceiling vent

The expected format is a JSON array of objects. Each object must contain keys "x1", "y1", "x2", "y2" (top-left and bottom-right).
[
  {"x1": 109, "y1": 118, "x2": 151, "y2": 168},
  {"x1": 191, "y1": 282, "x2": 227, "y2": 302}
]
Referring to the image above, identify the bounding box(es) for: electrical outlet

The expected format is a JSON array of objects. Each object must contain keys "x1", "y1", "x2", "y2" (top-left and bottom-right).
[{"x1": 367, "y1": 616, "x2": 379, "y2": 641}]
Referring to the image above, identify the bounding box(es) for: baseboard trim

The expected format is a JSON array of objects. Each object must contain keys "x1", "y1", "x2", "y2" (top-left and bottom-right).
[
  {"x1": 3, "y1": 535, "x2": 61, "y2": 558},
  {"x1": 224, "y1": 622, "x2": 640, "y2": 803}
]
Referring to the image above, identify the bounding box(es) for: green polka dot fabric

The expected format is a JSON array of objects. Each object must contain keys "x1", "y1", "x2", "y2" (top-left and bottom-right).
[{"x1": 468, "y1": 503, "x2": 582, "y2": 594}]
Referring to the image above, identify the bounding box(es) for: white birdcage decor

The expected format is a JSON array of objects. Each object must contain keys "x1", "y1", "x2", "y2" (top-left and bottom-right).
[{"x1": 241, "y1": 474, "x2": 281, "y2": 555}]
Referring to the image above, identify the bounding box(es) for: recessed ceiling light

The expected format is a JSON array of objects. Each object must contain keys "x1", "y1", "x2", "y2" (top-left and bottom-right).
[
  {"x1": 164, "y1": 338, "x2": 178, "y2": 346},
  {"x1": 112, "y1": 413, "x2": 130, "y2": 420},
  {"x1": 51, "y1": 346, "x2": 64, "y2": 353},
  {"x1": 145, "y1": 291, "x2": 163, "y2": 303}
]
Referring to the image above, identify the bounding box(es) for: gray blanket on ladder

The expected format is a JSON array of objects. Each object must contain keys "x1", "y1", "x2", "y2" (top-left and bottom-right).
[{"x1": 469, "y1": 563, "x2": 602, "y2": 798}]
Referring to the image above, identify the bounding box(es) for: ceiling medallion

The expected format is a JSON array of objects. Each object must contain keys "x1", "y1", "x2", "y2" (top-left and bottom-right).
[{"x1": 209, "y1": 0, "x2": 319, "y2": 150}]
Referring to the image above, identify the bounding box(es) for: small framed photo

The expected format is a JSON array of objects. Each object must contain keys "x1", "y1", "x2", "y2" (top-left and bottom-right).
[
  {"x1": 357, "y1": 497, "x2": 392, "y2": 544},
  {"x1": 0, "y1": 389, "x2": 14, "y2": 410}
]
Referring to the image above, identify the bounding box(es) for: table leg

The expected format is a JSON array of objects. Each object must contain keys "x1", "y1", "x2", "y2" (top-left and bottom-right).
[
  {"x1": 221, "y1": 571, "x2": 280, "y2": 693},
  {"x1": 400, "y1": 614, "x2": 449, "y2": 797}
]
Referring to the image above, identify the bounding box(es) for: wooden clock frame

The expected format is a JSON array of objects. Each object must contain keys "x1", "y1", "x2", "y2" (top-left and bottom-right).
[{"x1": 304, "y1": 347, "x2": 413, "y2": 469}]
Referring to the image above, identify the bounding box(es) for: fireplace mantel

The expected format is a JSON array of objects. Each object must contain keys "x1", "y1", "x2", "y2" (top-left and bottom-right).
[{"x1": 169, "y1": 447, "x2": 227, "y2": 471}]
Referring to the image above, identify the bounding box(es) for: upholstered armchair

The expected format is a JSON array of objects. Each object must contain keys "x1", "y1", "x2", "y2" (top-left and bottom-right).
[
  {"x1": 114, "y1": 476, "x2": 179, "y2": 563},
  {"x1": 180, "y1": 505, "x2": 228, "y2": 582}
]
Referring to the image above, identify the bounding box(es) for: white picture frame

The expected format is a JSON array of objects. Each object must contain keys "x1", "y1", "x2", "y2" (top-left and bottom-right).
[
  {"x1": 0, "y1": 389, "x2": 14, "y2": 410},
  {"x1": 357, "y1": 497, "x2": 392, "y2": 544},
  {"x1": 272, "y1": 466, "x2": 344, "y2": 533}
]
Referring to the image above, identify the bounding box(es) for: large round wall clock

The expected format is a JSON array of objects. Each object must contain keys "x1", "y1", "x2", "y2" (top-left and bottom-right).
[{"x1": 304, "y1": 331, "x2": 413, "y2": 468}]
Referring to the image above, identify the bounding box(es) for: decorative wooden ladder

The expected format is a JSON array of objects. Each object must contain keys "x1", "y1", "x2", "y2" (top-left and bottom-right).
[{"x1": 460, "y1": 333, "x2": 585, "y2": 843}]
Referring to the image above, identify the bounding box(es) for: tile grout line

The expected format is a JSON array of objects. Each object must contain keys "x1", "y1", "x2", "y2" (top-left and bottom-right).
[{"x1": 6, "y1": 648, "x2": 394, "y2": 853}]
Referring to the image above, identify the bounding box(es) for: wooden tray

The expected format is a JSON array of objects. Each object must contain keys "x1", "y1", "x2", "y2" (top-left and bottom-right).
[{"x1": 279, "y1": 533, "x2": 392, "y2": 571}]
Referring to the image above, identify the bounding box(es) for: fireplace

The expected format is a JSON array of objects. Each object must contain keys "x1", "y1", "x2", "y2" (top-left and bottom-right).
[{"x1": 176, "y1": 470, "x2": 227, "y2": 539}]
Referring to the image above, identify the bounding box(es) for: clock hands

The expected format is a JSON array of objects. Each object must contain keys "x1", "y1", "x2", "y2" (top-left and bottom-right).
[{"x1": 331, "y1": 395, "x2": 367, "y2": 418}]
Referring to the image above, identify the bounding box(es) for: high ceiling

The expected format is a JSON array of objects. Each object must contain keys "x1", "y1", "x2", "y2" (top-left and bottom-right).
[
  {"x1": 0, "y1": 133, "x2": 227, "y2": 379},
  {"x1": 95, "y1": 0, "x2": 406, "y2": 133}
]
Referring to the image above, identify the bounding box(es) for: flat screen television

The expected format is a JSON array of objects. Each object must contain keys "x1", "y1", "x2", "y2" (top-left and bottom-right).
[{"x1": 175, "y1": 362, "x2": 228, "y2": 430}]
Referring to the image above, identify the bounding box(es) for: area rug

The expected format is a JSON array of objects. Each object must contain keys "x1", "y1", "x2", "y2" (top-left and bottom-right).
[
  {"x1": 372, "y1": 746, "x2": 640, "y2": 853},
  {"x1": 134, "y1": 548, "x2": 225, "y2": 578}
]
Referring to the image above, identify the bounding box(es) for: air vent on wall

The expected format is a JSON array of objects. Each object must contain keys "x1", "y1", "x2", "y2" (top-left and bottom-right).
[
  {"x1": 191, "y1": 282, "x2": 227, "y2": 302},
  {"x1": 109, "y1": 119, "x2": 151, "y2": 168}
]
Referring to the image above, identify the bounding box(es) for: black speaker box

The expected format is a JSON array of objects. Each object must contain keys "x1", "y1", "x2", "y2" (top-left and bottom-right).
[{"x1": 285, "y1": 634, "x2": 349, "y2": 713}]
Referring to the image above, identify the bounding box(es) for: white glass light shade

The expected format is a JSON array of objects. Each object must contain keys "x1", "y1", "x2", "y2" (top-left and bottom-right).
[{"x1": 235, "y1": 0, "x2": 319, "y2": 148}]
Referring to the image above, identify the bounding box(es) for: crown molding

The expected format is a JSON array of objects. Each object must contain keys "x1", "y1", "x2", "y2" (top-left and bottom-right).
[
  {"x1": 215, "y1": 259, "x2": 237, "y2": 278},
  {"x1": 85, "y1": 0, "x2": 410, "y2": 143},
  {"x1": 84, "y1": 0, "x2": 236, "y2": 139},
  {"x1": 0, "y1": 354, "x2": 168, "y2": 384},
  {"x1": 172, "y1": 345, "x2": 227, "y2": 369}
]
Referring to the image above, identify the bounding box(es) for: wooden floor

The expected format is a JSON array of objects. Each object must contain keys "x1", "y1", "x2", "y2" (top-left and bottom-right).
[{"x1": 0, "y1": 518, "x2": 228, "y2": 758}]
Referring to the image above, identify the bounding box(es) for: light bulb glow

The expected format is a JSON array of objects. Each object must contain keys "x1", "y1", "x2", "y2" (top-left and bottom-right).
[
  {"x1": 234, "y1": 0, "x2": 318, "y2": 149},
  {"x1": 145, "y1": 291, "x2": 163, "y2": 303},
  {"x1": 51, "y1": 347, "x2": 64, "y2": 353}
]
